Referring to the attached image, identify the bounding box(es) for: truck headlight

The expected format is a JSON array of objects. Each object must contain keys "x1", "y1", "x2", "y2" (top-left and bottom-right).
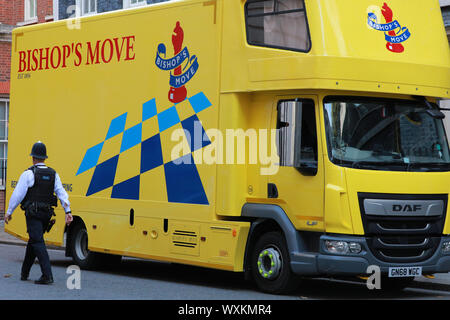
[
  {"x1": 349, "y1": 242, "x2": 362, "y2": 254},
  {"x1": 325, "y1": 240, "x2": 348, "y2": 254},
  {"x1": 325, "y1": 241, "x2": 362, "y2": 255}
]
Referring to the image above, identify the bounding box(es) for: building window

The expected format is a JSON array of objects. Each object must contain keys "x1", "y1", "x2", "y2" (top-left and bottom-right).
[
  {"x1": 0, "y1": 100, "x2": 9, "y2": 189},
  {"x1": 78, "y1": 0, "x2": 97, "y2": 16},
  {"x1": 131, "y1": 0, "x2": 146, "y2": 5},
  {"x1": 124, "y1": 0, "x2": 147, "y2": 8},
  {"x1": 24, "y1": 0, "x2": 37, "y2": 21}
]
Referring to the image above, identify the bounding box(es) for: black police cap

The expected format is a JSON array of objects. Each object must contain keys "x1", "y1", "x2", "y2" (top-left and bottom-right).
[{"x1": 30, "y1": 141, "x2": 48, "y2": 159}]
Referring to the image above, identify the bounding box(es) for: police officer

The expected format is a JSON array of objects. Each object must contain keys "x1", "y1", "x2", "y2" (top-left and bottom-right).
[{"x1": 4, "y1": 141, "x2": 73, "y2": 285}]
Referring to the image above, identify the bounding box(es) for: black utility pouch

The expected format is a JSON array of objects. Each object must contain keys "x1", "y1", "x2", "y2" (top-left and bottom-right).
[
  {"x1": 23, "y1": 202, "x2": 38, "y2": 219},
  {"x1": 45, "y1": 219, "x2": 56, "y2": 233},
  {"x1": 42, "y1": 205, "x2": 56, "y2": 233}
]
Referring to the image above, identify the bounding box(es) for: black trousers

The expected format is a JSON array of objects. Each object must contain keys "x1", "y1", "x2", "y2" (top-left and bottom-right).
[{"x1": 21, "y1": 211, "x2": 53, "y2": 279}]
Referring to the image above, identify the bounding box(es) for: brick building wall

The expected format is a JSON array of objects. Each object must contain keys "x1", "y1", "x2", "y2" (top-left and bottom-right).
[
  {"x1": 35, "y1": 0, "x2": 54, "y2": 23},
  {"x1": 0, "y1": 42, "x2": 11, "y2": 83},
  {"x1": 0, "y1": 0, "x2": 52, "y2": 25},
  {"x1": 0, "y1": 1, "x2": 23, "y2": 26}
]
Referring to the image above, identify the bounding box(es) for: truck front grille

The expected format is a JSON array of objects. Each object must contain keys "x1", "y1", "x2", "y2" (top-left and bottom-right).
[{"x1": 358, "y1": 193, "x2": 447, "y2": 263}]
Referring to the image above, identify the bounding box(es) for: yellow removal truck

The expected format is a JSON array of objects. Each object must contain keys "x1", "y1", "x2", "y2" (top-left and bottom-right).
[{"x1": 5, "y1": 0, "x2": 450, "y2": 293}]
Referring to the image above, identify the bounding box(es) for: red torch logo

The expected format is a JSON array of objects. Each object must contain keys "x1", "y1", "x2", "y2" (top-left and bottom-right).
[
  {"x1": 381, "y1": 3, "x2": 404, "y2": 53},
  {"x1": 367, "y1": 3, "x2": 411, "y2": 53},
  {"x1": 168, "y1": 22, "x2": 188, "y2": 103},
  {"x1": 155, "y1": 22, "x2": 200, "y2": 102}
]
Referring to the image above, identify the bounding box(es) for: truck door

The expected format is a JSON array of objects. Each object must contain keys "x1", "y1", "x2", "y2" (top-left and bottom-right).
[{"x1": 268, "y1": 95, "x2": 325, "y2": 231}]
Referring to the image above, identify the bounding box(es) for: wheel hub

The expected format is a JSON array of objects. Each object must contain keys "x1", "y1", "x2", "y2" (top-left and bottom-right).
[{"x1": 257, "y1": 247, "x2": 282, "y2": 280}]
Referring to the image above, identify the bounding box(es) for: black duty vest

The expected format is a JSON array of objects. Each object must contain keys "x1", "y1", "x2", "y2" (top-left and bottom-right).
[{"x1": 21, "y1": 165, "x2": 58, "y2": 208}]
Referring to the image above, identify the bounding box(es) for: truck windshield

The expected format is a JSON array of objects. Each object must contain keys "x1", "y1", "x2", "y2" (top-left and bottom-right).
[{"x1": 323, "y1": 97, "x2": 450, "y2": 172}]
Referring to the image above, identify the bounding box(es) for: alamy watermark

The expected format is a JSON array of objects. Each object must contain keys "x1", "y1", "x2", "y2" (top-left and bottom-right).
[
  {"x1": 66, "y1": 5, "x2": 81, "y2": 30},
  {"x1": 366, "y1": 265, "x2": 381, "y2": 290},
  {"x1": 66, "y1": 265, "x2": 81, "y2": 290},
  {"x1": 170, "y1": 124, "x2": 280, "y2": 176}
]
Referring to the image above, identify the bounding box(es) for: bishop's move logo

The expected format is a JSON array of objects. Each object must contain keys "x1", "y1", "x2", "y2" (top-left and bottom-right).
[
  {"x1": 155, "y1": 21, "x2": 199, "y2": 103},
  {"x1": 367, "y1": 2, "x2": 411, "y2": 53}
]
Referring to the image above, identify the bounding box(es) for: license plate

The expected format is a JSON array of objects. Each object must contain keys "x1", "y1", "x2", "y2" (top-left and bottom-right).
[{"x1": 388, "y1": 266, "x2": 422, "y2": 278}]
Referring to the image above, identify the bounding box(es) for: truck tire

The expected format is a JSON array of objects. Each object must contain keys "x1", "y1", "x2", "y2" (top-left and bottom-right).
[
  {"x1": 250, "y1": 231, "x2": 299, "y2": 294},
  {"x1": 69, "y1": 222, "x2": 102, "y2": 270}
]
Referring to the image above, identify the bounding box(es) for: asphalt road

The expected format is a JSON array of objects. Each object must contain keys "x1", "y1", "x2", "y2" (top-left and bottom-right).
[{"x1": 1, "y1": 243, "x2": 450, "y2": 301}]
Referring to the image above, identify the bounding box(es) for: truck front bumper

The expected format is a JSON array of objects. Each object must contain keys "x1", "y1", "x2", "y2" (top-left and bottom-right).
[{"x1": 290, "y1": 234, "x2": 450, "y2": 276}]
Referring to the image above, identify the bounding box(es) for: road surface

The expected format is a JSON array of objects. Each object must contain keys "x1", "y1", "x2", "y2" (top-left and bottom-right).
[{"x1": 1, "y1": 243, "x2": 450, "y2": 301}]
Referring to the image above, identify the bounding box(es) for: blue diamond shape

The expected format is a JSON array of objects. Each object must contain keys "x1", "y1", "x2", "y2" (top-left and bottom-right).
[
  {"x1": 143, "y1": 99, "x2": 157, "y2": 122},
  {"x1": 181, "y1": 114, "x2": 211, "y2": 152},
  {"x1": 76, "y1": 142, "x2": 104, "y2": 175},
  {"x1": 86, "y1": 155, "x2": 119, "y2": 196},
  {"x1": 189, "y1": 92, "x2": 212, "y2": 114},
  {"x1": 164, "y1": 154, "x2": 209, "y2": 205},
  {"x1": 158, "y1": 106, "x2": 180, "y2": 132},
  {"x1": 120, "y1": 123, "x2": 142, "y2": 153},
  {"x1": 112, "y1": 175, "x2": 140, "y2": 200},
  {"x1": 141, "y1": 134, "x2": 163, "y2": 174},
  {"x1": 106, "y1": 113, "x2": 127, "y2": 140}
]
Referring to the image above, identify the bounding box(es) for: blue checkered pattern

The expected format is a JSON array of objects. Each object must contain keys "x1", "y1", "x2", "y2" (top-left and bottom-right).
[{"x1": 76, "y1": 92, "x2": 212, "y2": 204}]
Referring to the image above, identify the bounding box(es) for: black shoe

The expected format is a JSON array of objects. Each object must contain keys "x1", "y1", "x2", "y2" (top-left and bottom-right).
[
  {"x1": 20, "y1": 274, "x2": 28, "y2": 281},
  {"x1": 34, "y1": 275, "x2": 54, "y2": 285}
]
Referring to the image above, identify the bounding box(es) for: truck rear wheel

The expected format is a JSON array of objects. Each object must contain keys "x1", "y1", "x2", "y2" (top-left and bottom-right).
[
  {"x1": 70, "y1": 222, "x2": 102, "y2": 270},
  {"x1": 250, "y1": 231, "x2": 299, "y2": 294}
]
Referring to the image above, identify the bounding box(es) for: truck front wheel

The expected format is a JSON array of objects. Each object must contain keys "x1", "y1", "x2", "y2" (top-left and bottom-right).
[{"x1": 250, "y1": 231, "x2": 299, "y2": 294}]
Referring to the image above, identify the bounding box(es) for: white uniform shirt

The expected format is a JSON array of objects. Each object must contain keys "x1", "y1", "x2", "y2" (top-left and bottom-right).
[{"x1": 6, "y1": 163, "x2": 71, "y2": 216}]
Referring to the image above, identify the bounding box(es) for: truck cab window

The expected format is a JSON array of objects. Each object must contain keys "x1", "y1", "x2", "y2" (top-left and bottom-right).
[
  {"x1": 245, "y1": 0, "x2": 311, "y2": 52},
  {"x1": 323, "y1": 97, "x2": 450, "y2": 172},
  {"x1": 277, "y1": 99, "x2": 318, "y2": 175}
]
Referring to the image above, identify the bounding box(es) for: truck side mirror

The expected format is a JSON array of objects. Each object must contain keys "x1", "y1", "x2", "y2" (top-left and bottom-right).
[
  {"x1": 426, "y1": 109, "x2": 445, "y2": 120},
  {"x1": 277, "y1": 99, "x2": 318, "y2": 176}
]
